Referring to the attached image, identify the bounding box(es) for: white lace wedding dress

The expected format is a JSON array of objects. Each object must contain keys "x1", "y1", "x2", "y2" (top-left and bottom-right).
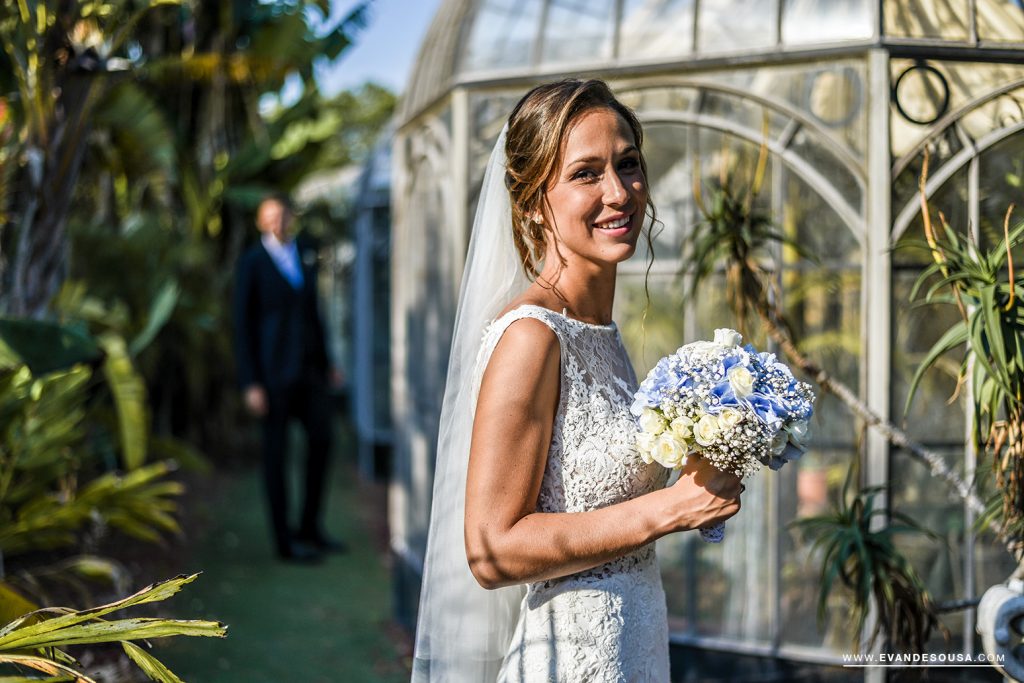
[{"x1": 477, "y1": 304, "x2": 671, "y2": 683}]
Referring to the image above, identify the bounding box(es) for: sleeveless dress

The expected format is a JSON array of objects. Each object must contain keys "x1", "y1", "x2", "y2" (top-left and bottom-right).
[{"x1": 476, "y1": 304, "x2": 672, "y2": 683}]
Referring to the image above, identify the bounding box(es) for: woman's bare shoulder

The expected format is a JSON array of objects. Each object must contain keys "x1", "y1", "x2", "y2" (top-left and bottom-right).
[{"x1": 495, "y1": 288, "x2": 560, "y2": 321}]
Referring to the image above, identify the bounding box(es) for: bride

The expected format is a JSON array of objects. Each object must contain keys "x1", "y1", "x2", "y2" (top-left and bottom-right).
[{"x1": 412, "y1": 79, "x2": 743, "y2": 682}]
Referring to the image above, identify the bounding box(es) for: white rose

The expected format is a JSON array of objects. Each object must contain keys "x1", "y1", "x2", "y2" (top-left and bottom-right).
[
  {"x1": 669, "y1": 415, "x2": 694, "y2": 441},
  {"x1": 652, "y1": 433, "x2": 687, "y2": 468},
  {"x1": 683, "y1": 341, "x2": 719, "y2": 355},
  {"x1": 693, "y1": 413, "x2": 720, "y2": 447},
  {"x1": 635, "y1": 431, "x2": 657, "y2": 463},
  {"x1": 771, "y1": 429, "x2": 789, "y2": 455},
  {"x1": 639, "y1": 408, "x2": 667, "y2": 435},
  {"x1": 787, "y1": 420, "x2": 810, "y2": 445},
  {"x1": 714, "y1": 328, "x2": 743, "y2": 347},
  {"x1": 727, "y1": 365, "x2": 754, "y2": 399},
  {"x1": 716, "y1": 407, "x2": 743, "y2": 431}
]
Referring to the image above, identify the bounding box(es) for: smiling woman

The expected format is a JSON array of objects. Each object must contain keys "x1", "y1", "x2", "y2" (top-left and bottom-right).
[{"x1": 412, "y1": 79, "x2": 743, "y2": 683}]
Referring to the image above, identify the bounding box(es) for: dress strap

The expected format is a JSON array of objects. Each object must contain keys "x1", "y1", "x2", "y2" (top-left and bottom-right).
[{"x1": 474, "y1": 305, "x2": 566, "y2": 391}]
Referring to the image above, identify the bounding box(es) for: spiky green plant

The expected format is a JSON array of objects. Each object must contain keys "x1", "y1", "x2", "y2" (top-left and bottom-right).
[
  {"x1": 791, "y1": 475, "x2": 945, "y2": 654},
  {"x1": 0, "y1": 573, "x2": 226, "y2": 683},
  {"x1": 903, "y1": 159, "x2": 1024, "y2": 547}
]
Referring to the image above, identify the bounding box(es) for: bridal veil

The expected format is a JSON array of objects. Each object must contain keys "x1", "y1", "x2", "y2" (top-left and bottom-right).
[{"x1": 411, "y1": 127, "x2": 530, "y2": 682}]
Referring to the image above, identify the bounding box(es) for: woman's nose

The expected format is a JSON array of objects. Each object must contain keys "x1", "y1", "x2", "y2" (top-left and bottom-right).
[{"x1": 603, "y1": 171, "x2": 629, "y2": 206}]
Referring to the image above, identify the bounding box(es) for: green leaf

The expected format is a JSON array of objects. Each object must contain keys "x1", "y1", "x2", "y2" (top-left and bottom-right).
[
  {"x1": 0, "y1": 582, "x2": 37, "y2": 625},
  {"x1": 98, "y1": 334, "x2": 148, "y2": 470},
  {"x1": 3, "y1": 617, "x2": 225, "y2": 649},
  {"x1": 903, "y1": 319, "x2": 968, "y2": 417},
  {"x1": 0, "y1": 574, "x2": 201, "y2": 648},
  {"x1": 121, "y1": 641, "x2": 184, "y2": 683},
  {"x1": 129, "y1": 281, "x2": 179, "y2": 357}
]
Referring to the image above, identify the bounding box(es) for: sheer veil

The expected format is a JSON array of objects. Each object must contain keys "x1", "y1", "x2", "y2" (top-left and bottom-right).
[{"x1": 411, "y1": 126, "x2": 530, "y2": 682}]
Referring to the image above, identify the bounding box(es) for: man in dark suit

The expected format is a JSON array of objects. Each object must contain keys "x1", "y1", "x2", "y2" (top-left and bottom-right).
[{"x1": 234, "y1": 194, "x2": 343, "y2": 562}]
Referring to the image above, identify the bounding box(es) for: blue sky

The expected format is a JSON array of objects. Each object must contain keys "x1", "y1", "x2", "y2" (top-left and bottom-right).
[{"x1": 319, "y1": 0, "x2": 445, "y2": 96}]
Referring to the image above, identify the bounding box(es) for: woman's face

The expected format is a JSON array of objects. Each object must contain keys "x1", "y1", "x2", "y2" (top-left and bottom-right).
[{"x1": 539, "y1": 108, "x2": 647, "y2": 270}]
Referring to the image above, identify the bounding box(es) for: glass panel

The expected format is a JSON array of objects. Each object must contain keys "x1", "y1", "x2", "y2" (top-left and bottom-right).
[
  {"x1": 884, "y1": 0, "x2": 970, "y2": 40},
  {"x1": 893, "y1": 163, "x2": 969, "y2": 264},
  {"x1": 892, "y1": 448, "x2": 966, "y2": 600},
  {"x1": 784, "y1": 169, "x2": 860, "y2": 265},
  {"x1": 891, "y1": 60, "x2": 1024, "y2": 163},
  {"x1": 458, "y1": 0, "x2": 543, "y2": 72},
  {"x1": 615, "y1": 273, "x2": 688, "y2": 376},
  {"x1": 696, "y1": 0, "x2": 778, "y2": 53},
  {"x1": 978, "y1": 131, "x2": 1024, "y2": 251},
  {"x1": 782, "y1": 0, "x2": 874, "y2": 44},
  {"x1": 692, "y1": 470, "x2": 774, "y2": 641},
  {"x1": 976, "y1": 0, "x2": 1024, "y2": 43},
  {"x1": 637, "y1": 123, "x2": 696, "y2": 265},
  {"x1": 619, "y1": 0, "x2": 695, "y2": 60},
  {"x1": 788, "y1": 128, "x2": 864, "y2": 212},
  {"x1": 620, "y1": 85, "x2": 699, "y2": 114},
  {"x1": 974, "y1": 488, "x2": 1019, "y2": 593},
  {"x1": 702, "y1": 61, "x2": 868, "y2": 161},
  {"x1": 891, "y1": 269, "x2": 967, "y2": 445},
  {"x1": 891, "y1": 125, "x2": 968, "y2": 219},
  {"x1": 540, "y1": 0, "x2": 616, "y2": 65},
  {"x1": 778, "y1": 276, "x2": 860, "y2": 651},
  {"x1": 698, "y1": 91, "x2": 790, "y2": 144},
  {"x1": 778, "y1": 164, "x2": 861, "y2": 649},
  {"x1": 779, "y1": 446, "x2": 860, "y2": 649},
  {"x1": 469, "y1": 90, "x2": 522, "y2": 211}
]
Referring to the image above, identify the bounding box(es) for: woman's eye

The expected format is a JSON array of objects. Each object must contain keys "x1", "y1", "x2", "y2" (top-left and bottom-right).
[
  {"x1": 572, "y1": 169, "x2": 598, "y2": 181},
  {"x1": 619, "y1": 157, "x2": 640, "y2": 171}
]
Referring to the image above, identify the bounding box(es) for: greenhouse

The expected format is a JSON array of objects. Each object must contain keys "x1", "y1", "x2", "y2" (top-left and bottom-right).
[{"x1": 383, "y1": 1, "x2": 1024, "y2": 680}]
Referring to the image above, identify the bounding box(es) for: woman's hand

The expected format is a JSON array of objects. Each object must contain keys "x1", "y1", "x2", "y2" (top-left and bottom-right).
[{"x1": 662, "y1": 456, "x2": 742, "y2": 532}]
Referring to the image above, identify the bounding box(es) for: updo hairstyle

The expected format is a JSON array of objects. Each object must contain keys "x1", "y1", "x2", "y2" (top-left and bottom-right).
[{"x1": 504, "y1": 79, "x2": 653, "y2": 280}]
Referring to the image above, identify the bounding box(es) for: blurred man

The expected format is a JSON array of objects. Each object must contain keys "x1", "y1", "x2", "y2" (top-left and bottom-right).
[{"x1": 233, "y1": 194, "x2": 344, "y2": 562}]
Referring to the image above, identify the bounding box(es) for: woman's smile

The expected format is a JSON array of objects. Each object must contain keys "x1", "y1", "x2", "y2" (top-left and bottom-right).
[{"x1": 592, "y1": 210, "x2": 636, "y2": 237}]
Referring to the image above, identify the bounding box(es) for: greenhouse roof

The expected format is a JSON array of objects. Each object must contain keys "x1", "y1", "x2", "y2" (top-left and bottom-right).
[{"x1": 399, "y1": 0, "x2": 1024, "y2": 124}]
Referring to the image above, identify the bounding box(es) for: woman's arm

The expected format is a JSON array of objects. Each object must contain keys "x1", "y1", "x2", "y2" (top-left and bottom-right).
[{"x1": 464, "y1": 318, "x2": 742, "y2": 590}]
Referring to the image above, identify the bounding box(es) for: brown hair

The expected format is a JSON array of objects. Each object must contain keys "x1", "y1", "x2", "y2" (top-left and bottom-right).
[{"x1": 504, "y1": 79, "x2": 656, "y2": 280}]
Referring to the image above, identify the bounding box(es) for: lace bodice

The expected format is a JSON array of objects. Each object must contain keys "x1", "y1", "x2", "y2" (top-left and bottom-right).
[{"x1": 477, "y1": 304, "x2": 671, "y2": 682}]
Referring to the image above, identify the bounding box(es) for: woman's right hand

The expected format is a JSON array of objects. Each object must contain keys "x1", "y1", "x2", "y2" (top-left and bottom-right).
[{"x1": 664, "y1": 456, "x2": 743, "y2": 533}]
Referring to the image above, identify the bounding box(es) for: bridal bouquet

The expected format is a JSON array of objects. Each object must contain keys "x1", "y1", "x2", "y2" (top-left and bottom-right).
[{"x1": 631, "y1": 328, "x2": 815, "y2": 543}]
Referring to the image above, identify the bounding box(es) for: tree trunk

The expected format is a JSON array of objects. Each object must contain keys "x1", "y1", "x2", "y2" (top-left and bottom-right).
[{"x1": 6, "y1": 74, "x2": 98, "y2": 318}]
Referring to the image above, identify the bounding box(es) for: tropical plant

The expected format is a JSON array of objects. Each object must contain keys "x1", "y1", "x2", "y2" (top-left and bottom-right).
[
  {"x1": 0, "y1": 573, "x2": 226, "y2": 683},
  {"x1": 791, "y1": 474, "x2": 946, "y2": 654},
  {"x1": 903, "y1": 155, "x2": 1024, "y2": 554},
  {"x1": 0, "y1": 315, "x2": 183, "y2": 593},
  {"x1": 0, "y1": 0, "x2": 187, "y2": 317}
]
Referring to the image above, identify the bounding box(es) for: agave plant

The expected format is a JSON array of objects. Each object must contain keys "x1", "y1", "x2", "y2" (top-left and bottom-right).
[
  {"x1": 0, "y1": 573, "x2": 226, "y2": 683},
  {"x1": 791, "y1": 473, "x2": 945, "y2": 654},
  {"x1": 903, "y1": 162, "x2": 1024, "y2": 549}
]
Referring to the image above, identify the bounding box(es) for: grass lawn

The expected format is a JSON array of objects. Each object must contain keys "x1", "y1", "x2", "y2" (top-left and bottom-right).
[{"x1": 157, "y1": 423, "x2": 411, "y2": 682}]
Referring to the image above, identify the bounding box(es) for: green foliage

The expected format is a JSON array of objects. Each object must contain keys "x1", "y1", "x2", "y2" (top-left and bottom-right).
[
  {"x1": 903, "y1": 187, "x2": 1024, "y2": 539},
  {"x1": 791, "y1": 474, "x2": 945, "y2": 654},
  {"x1": 0, "y1": 573, "x2": 226, "y2": 683},
  {"x1": 0, "y1": 361, "x2": 182, "y2": 557}
]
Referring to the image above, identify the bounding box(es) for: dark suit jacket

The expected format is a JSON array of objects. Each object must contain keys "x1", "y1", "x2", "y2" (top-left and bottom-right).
[{"x1": 233, "y1": 235, "x2": 330, "y2": 391}]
